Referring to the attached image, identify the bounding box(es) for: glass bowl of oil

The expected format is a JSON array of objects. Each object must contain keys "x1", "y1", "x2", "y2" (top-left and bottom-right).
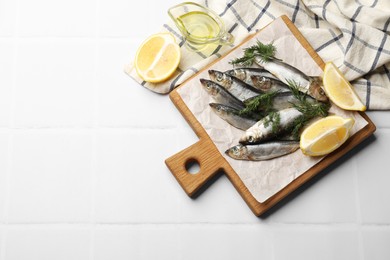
[{"x1": 168, "y1": 2, "x2": 234, "y2": 51}]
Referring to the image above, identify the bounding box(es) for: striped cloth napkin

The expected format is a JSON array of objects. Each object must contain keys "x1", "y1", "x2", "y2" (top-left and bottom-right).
[{"x1": 125, "y1": 0, "x2": 390, "y2": 110}]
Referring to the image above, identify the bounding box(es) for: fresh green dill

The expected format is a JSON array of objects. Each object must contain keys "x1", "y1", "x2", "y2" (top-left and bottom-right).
[
  {"x1": 229, "y1": 40, "x2": 277, "y2": 66},
  {"x1": 285, "y1": 80, "x2": 331, "y2": 138},
  {"x1": 239, "y1": 91, "x2": 279, "y2": 116},
  {"x1": 263, "y1": 111, "x2": 281, "y2": 134}
]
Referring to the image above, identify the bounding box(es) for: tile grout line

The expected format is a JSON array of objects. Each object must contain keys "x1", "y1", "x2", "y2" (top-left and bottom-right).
[
  {"x1": 88, "y1": 0, "x2": 101, "y2": 259},
  {"x1": 1, "y1": 0, "x2": 21, "y2": 259},
  {"x1": 352, "y1": 157, "x2": 365, "y2": 260}
]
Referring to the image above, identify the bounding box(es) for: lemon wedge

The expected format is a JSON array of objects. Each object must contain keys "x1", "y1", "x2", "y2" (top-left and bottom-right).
[
  {"x1": 134, "y1": 33, "x2": 181, "y2": 83},
  {"x1": 300, "y1": 115, "x2": 355, "y2": 156},
  {"x1": 323, "y1": 62, "x2": 366, "y2": 111}
]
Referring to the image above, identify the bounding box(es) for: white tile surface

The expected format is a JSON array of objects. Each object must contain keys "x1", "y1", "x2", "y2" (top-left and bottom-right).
[
  {"x1": 0, "y1": 133, "x2": 9, "y2": 222},
  {"x1": 14, "y1": 41, "x2": 96, "y2": 127},
  {"x1": 362, "y1": 228, "x2": 390, "y2": 260},
  {"x1": 0, "y1": 0, "x2": 17, "y2": 36},
  {"x1": 18, "y1": 0, "x2": 96, "y2": 37},
  {"x1": 7, "y1": 132, "x2": 92, "y2": 223},
  {"x1": 94, "y1": 226, "x2": 180, "y2": 260},
  {"x1": 5, "y1": 227, "x2": 90, "y2": 260},
  {"x1": 273, "y1": 227, "x2": 360, "y2": 260},
  {"x1": 94, "y1": 130, "x2": 181, "y2": 223},
  {"x1": 269, "y1": 158, "x2": 357, "y2": 223},
  {"x1": 355, "y1": 129, "x2": 390, "y2": 224},
  {"x1": 0, "y1": 41, "x2": 14, "y2": 127},
  {"x1": 99, "y1": 0, "x2": 172, "y2": 38},
  {"x1": 0, "y1": 0, "x2": 389, "y2": 259},
  {"x1": 97, "y1": 41, "x2": 177, "y2": 128},
  {"x1": 178, "y1": 225, "x2": 273, "y2": 260}
]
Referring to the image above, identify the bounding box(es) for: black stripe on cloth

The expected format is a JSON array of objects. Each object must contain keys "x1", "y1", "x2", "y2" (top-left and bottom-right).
[
  {"x1": 219, "y1": 0, "x2": 238, "y2": 16},
  {"x1": 163, "y1": 24, "x2": 185, "y2": 47},
  {"x1": 276, "y1": 0, "x2": 320, "y2": 23},
  {"x1": 383, "y1": 17, "x2": 390, "y2": 32},
  {"x1": 250, "y1": 0, "x2": 276, "y2": 20},
  {"x1": 340, "y1": 28, "x2": 390, "y2": 55},
  {"x1": 247, "y1": 0, "x2": 271, "y2": 31},
  {"x1": 350, "y1": 5, "x2": 363, "y2": 22},
  {"x1": 314, "y1": 14, "x2": 320, "y2": 28},
  {"x1": 211, "y1": 23, "x2": 238, "y2": 56},
  {"x1": 330, "y1": 29, "x2": 345, "y2": 53},
  {"x1": 364, "y1": 77, "x2": 371, "y2": 109},
  {"x1": 344, "y1": 60, "x2": 366, "y2": 74},
  {"x1": 370, "y1": 0, "x2": 378, "y2": 7},
  {"x1": 383, "y1": 64, "x2": 390, "y2": 81},
  {"x1": 169, "y1": 68, "x2": 199, "y2": 91},
  {"x1": 322, "y1": 0, "x2": 331, "y2": 21},
  {"x1": 345, "y1": 22, "x2": 356, "y2": 54},
  {"x1": 292, "y1": 0, "x2": 300, "y2": 23},
  {"x1": 370, "y1": 33, "x2": 388, "y2": 71},
  {"x1": 191, "y1": 47, "x2": 208, "y2": 59},
  {"x1": 315, "y1": 30, "x2": 343, "y2": 52},
  {"x1": 230, "y1": 5, "x2": 249, "y2": 30}
]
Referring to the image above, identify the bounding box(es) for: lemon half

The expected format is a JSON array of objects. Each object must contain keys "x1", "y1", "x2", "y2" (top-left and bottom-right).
[
  {"x1": 300, "y1": 115, "x2": 355, "y2": 156},
  {"x1": 323, "y1": 62, "x2": 366, "y2": 111},
  {"x1": 134, "y1": 33, "x2": 181, "y2": 83}
]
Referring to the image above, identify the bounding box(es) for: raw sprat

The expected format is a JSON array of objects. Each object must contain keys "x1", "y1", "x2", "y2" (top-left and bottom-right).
[
  {"x1": 200, "y1": 40, "x2": 361, "y2": 160},
  {"x1": 229, "y1": 41, "x2": 328, "y2": 102},
  {"x1": 134, "y1": 33, "x2": 181, "y2": 83}
]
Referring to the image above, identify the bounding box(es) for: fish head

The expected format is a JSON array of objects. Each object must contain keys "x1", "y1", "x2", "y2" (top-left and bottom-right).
[
  {"x1": 225, "y1": 144, "x2": 248, "y2": 160},
  {"x1": 209, "y1": 103, "x2": 227, "y2": 116},
  {"x1": 208, "y1": 70, "x2": 232, "y2": 88},
  {"x1": 309, "y1": 77, "x2": 328, "y2": 102},
  {"x1": 225, "y1": 68, "x2": 246, "y2": 81},
  {"x1": 239, "y1": 131, "x2": 259, "y2": 145},
  {"x1": 200, "y1": 78, "x2": 219, "y2": 96},
  {"x1": 250, "y1": 75, "x2": 272, "y2": 90}
]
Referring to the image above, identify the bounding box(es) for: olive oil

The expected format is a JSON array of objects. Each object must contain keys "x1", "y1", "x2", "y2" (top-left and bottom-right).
[{"x1": 177, "y1": 11, "x2": 221, "y2": 42}]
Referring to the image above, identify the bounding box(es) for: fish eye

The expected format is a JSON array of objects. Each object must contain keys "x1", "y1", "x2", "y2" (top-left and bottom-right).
[
  {"x1": 216, "y1": 73, "x2": 224, "y2": 82},
  {"x1": 319, "y1": 89, "x2": 325, "y2": 95},
  {"x1": 216, "y1": 106, "x2": 221, "y2": 112},
  {"x1": 232, "y1": 146, "x2": 240, "y2": 155},
  {"x1": 248, "y1": 136, "x2": 255, "y2": 143}
]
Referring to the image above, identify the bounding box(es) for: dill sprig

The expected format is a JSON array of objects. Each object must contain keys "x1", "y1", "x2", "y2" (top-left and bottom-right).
[
  {"x1": 286, "y1": 80, "x2": 331, "y2": 138},
  {"x1": 229, "y1": 40, "x2": 277, "y2": 66},
  {"x1": 239, "y1": 91, "x2": 279, "y2": 116},
  {"x1": 263, "y1": 111, "x2": 281, "y2": 134}
]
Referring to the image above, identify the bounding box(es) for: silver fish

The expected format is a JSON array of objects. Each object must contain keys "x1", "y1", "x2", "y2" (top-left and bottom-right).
[
  {"x1": 208, "y1": 70, "x2": 262, "y2": 102},
  {"x1": 244, "y1": 92, "x2": 316, "y2": 111},
  {"x1": 239, "y1": 107, "x2": 303, "y2": 145},
  {"x1": 200, "y1": 79, "x2": 245, "y2": 110},
  {"x1": 225, "y1": 68, "x2": 278, "y2": 85},
  {"x1": 225, "y1": 141, "x2": 300, "y2": 161},
  {"x1": 250, "y1": 75, "x2": 291, "y2": 93},
  {"x1": 254, "y1": 57, "x2": 328, "y2": 102},
  {"x1": 209, "y1": 103, "x2": 257, "y2": 130}
]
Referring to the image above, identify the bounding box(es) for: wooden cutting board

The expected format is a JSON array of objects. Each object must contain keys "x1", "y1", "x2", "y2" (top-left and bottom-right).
[{"x1": 165, "y1": 16, "x2": 376, "y2": 216}]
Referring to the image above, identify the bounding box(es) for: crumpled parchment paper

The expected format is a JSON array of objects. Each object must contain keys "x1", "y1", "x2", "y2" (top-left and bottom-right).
[{"x1": 177, "y1": 17, "x2": 368, "y2": 203}]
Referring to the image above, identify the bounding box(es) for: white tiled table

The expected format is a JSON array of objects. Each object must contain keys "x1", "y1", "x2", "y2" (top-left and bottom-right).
[{"x1": 0, "y1": 0, "x2": 389, "y2": 259}]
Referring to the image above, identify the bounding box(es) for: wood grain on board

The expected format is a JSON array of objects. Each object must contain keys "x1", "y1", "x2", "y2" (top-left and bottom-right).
[{"x1": 165, "y1": 16, "x2": 376, "y2": 216}]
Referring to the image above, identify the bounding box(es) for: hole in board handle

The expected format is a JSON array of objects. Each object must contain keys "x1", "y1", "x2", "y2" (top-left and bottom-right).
[{"x1": 185, "y1": 158, "x2": 200, "y2": 175}]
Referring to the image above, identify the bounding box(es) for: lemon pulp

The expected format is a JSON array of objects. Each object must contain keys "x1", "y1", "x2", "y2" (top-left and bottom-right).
[
  {"x1": 300, "y1": 116, "x2": 354, "y2": 156},
  {"x1": 134, "y1": 33, "x2": 180, "y2": 83}
]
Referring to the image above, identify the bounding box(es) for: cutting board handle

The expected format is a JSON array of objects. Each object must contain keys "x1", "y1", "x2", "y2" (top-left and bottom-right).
[{"x1": 165, "y1": 138, "x2": 224, "y2": 197}]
